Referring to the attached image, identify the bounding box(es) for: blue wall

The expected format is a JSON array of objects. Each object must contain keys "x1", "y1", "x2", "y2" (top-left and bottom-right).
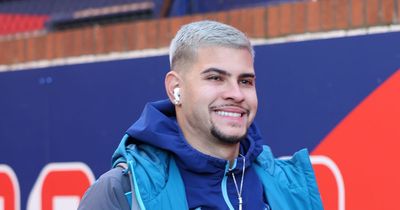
[{"x1": 0, "y1": 31, "x2": 399, "y2": 209}]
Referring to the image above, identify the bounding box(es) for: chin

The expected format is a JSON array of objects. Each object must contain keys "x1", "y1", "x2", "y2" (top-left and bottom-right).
[{"x1": 211, "y1": 125, "x2": 247, "y2": 145}]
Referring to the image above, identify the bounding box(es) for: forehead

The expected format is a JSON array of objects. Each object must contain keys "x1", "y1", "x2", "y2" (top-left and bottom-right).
[{"x1": 191, "y1": 46, "x2": 255, "y2": 74}]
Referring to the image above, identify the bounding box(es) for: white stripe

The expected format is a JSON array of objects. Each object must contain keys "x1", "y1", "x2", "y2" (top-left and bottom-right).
[
  {"x1": 310, "y1": 155, "x2": 345, "y2": 210},
  {"x1": 251, "y1": 24, "x2": 400, "y2": 46},
  {"x1": 0, "y1": 196, "x2": 4, "y2": 210}
]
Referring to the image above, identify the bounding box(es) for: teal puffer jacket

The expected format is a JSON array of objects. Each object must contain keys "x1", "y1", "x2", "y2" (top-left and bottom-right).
[{"x1": 114, "y1": 137, "x2": 323, "y2": 210}]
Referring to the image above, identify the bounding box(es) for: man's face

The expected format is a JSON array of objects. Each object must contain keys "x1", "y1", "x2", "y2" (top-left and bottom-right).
[{"x1": 179, "y1": 46, "x2": 258, "y2": 145}]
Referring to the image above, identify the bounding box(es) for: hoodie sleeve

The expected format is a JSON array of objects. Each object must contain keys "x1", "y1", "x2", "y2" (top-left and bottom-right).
[{"x1": 78, "y1": 167, "x2": 132, "y2": 210}]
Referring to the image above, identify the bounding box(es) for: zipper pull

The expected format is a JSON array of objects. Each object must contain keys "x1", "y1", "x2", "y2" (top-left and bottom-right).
[{"x1": 238, "y1": 196, "x2": 243, "y2": 210}]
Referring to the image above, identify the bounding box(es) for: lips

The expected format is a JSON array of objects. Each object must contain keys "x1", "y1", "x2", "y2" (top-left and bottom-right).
[{"x1": 211, "y1": 105, "x2": 249, "y2": 118}]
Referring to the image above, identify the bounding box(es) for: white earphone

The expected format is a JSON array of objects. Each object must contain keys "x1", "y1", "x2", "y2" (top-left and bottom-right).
[{"x1": 173, "y1": 87, "x2": 181, "y2": 105}]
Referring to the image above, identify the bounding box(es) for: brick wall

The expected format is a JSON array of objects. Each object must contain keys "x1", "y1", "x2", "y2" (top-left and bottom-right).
[{"x1": 0, "y1": 0, "x2": 399, "y2": 66}]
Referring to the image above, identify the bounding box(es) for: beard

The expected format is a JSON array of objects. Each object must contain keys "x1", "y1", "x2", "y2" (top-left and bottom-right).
[{"x1": 210, "y1": 122, "x2": 248, "y2": 145}]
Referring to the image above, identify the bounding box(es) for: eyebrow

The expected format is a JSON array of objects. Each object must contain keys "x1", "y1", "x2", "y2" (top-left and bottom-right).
[{"x1": 200, "y1": 67, "x2": 255, "y2": 78}]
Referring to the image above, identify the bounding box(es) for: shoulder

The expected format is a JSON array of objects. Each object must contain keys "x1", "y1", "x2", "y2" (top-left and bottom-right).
[
  {"x1": 254, "y1": 146, "x2": 323, "y2": 209},
  {"x1": 77, "y1": 167, "x2": 131, "y2": 210},
  {"x1": 255, "y1": 146, "x2": 316, "y2": 186},
  {"x1": 255, "y1": 145, "x2": 314, "y2": 175},
  {"x1": 98, "y1": 167, "x2": 131, "y2": 190}
]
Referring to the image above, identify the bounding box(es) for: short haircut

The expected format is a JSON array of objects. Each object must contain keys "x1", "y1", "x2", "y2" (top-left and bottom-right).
[{"x1": 169, "y1": 20, "x2": 255, "y2": 71}]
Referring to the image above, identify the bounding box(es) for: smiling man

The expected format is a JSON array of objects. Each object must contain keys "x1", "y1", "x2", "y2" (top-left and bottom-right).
[
  {"x1": 167, "y1": 46, "x2": 257, "y2": 162},
  {"x1": 78, "y1": 20, "x2": 323, "y2": 210}
]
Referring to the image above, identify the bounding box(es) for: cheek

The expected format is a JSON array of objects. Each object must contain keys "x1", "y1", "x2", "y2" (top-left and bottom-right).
[
  {"x1": 247, "y1": 90, "x2": 258, "y2": 106},
  {"x1": 192, "y1": 87, "x2": 218, "y2": 102},
  {"x1": 248, "y1": 92, "x2": 258, "y2": 118},
  {"x1": 183, "y1": 90, "x2": 209, "y2": 112},
  {"x1": 253, "y1": 95, "x2": 258, "y2": 109}
]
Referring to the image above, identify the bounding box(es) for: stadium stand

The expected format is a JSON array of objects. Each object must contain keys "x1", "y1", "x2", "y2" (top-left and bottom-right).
[
  {"x1": 166, "y1": 0, "x2": 301, "y2": 17},
  {"x1": 0, "y1": 0, "x2": 399, "y2": 67},
  {"x1": 0, "y1": 0, "x2": 155, "y2": 34},
  {"x1": 0, "y1": 0, "x2": 303, "y2": 35}
]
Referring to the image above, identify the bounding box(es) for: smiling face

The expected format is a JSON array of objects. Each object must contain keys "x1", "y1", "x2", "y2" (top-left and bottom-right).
[{"x1": 176, "y1": 46, "x2": 258, "y2": 146}]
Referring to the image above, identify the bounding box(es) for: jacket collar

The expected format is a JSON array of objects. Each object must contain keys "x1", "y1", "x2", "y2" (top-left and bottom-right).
[{"x1": 117, "y1": 99, "x2": 263, "y2": 174}]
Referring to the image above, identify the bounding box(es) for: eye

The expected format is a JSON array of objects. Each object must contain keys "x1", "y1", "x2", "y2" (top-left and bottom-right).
[
  {"x1": 239, "y1": 78, "x2": 254, "y2": 86},
  {"x1": 207, "y1": 75, "x2": 223, "y2": 81}
]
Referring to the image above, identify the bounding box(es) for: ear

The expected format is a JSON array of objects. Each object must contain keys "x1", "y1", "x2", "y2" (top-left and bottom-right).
[{"x1": 165, "y1": 71, "x2": 181, "y2": 105}]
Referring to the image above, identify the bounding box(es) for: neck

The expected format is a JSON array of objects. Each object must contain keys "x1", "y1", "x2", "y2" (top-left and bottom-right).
[
  {"x1": 181, "y1": 127, "x2": 240, "y2": 163},
  {"x1": 187, "y1": 136, "x2": 240, "y2": 164}
]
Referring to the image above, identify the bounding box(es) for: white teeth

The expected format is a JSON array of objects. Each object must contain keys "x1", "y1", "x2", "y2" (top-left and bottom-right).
[{"x1": 216, "y1": 111, "x2": 241, "y2": 117}]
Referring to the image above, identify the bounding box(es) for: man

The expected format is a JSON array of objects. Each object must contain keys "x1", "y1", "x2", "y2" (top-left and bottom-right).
[{"x1": 78, "y1": 20, "x2": 323, "y2": 210}]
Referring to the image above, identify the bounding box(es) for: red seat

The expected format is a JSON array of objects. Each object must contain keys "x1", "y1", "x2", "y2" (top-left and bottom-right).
[{"x1": 0, "y1": 13, "x2": 49, "y2": 35}]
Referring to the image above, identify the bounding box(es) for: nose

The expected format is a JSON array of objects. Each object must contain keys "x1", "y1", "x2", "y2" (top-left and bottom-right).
[{"x1": 222, "y1": 82, "x2": 245, "y2": 102}]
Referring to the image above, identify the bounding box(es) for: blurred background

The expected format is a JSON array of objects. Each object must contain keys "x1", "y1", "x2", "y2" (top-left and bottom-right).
[{"x1": 0, "y1": 0, "x2": 399, "y2": 210}]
